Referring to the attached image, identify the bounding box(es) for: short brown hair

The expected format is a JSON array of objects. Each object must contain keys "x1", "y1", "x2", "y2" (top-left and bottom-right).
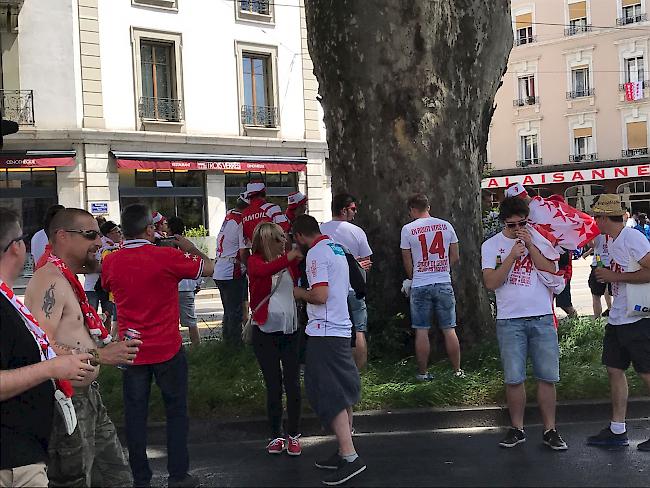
[{"x1": 407, "y1": 194, "x2": 429, "y2": 212}]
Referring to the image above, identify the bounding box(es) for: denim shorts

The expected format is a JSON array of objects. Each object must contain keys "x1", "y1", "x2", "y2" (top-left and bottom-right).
[
  {"x1": 496, "y1": 314, "x2": 559, "y2": 385},
  {"x1": 347, "y1": 290, "x2": 368, "y2": 333},
  {"x1": 409, "y1": 283, "x2": 456, "y2": 329},
  {"x1": 178, "y1": 291, "x2": 197, "y2": 328}
]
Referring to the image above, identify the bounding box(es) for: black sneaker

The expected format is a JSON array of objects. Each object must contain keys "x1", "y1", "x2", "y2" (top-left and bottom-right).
[
  {"x1": 168, "y1": 474, "x2": 201, "y2": 488},
  {"x1": 638, "y1": 438, "x2": 650, "y2": 451},
  {"x1": 543, "y1": 429, "x2": 568, "y2": 451},
  {"x1": 587, "y1": 427, "x2": 629, "y2": 447},
  {"x1": 499, "y1": 427, "x2": 526, "y2": 448},
  {"x1": 322, "y1": 457, "x2": 367, "y2": 486},
  {"x1": 315, "y1": 452, "x2": 344, "y2": 470}
]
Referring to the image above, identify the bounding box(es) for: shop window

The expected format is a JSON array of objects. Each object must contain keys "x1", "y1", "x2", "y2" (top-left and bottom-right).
[
  {"x1": 225, "y1": 171, "x2": 298, "y2": 209},
  {"x1": 564, "y1": 184, "x2": 605, "y2": 211}
]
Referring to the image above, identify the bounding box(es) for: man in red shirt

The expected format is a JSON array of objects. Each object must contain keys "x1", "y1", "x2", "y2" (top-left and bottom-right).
[
  {"x1": 241, "y1": 181, "x2": 290, "y2": 244},
  {"x1": 102, "y1": 204, "x2": 214, "y2": 488}
]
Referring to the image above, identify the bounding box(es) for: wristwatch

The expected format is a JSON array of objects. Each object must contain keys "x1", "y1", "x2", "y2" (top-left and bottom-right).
[{"x1": 88, "y1": 348, "x2": 100, "y2": 367}]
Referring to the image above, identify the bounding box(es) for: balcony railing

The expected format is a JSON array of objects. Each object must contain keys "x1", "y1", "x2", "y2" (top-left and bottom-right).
[
  {"x1": 566, "y1": 88, "x2": 595, "y2": 99},
  {"x1": 569, "y1": 153, "x2": 598, "y2": 162},
  {"x1": 240, "y1": 0, "x2": 270, "y2": 15},
  {"x1": 513, "y1": 96, "x2": 539, "y2": 107},
  {"x1": 622, "y1": 148, "x2": 649, "y2": 157},
  {"x1": 616, "y1": 13, "x2": 647, "y2": 26},
  {"x1": 0, "y1": 90, "x2": 34, "y2": 125},
  {"x1": 618, "y1": 80, "x2": 649, "y2": 91},
  {"x1": 138, "y1": 97, "x2": 183, "y2": 122},
  {"x1": 564, "y1": 25, "x2": 593, "y2": 36},
  {"x1": 241, "y1": 105, "x2": 278, "y2": 127},
  {"x1": 514, "y1": 35, "x2": 537, "y2": 46},
  {"x1": 516, "y1": 158, "x2": 543, "y2": 168}
]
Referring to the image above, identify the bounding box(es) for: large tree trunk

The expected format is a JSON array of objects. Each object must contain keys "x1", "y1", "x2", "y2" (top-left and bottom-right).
[{"x1": 305, "y1": 1, "x2": 512, "y2": 345}]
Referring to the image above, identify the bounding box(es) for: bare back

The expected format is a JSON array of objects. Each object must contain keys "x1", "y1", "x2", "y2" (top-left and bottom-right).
[{"x1": 25, "y1": 263, "x2": 100, "y2": 386}]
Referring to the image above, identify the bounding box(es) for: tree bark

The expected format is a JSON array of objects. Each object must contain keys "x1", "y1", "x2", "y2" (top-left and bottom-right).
[{"x1": 305, "y1": 0, "x2": 512, "y2": 345}]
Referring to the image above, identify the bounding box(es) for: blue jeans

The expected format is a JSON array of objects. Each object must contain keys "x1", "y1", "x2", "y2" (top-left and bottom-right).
[
  {"x1": 409, "y1": 283, "x2": 457, "y2": 329},
  {"x1": 122, "y1": 348, "x2": 189, "y2": 485},
  {"x1": 496, "y1": 314, "x2": 560, "y2": 385},
  {"x1": 216, "y1": 278, "x2": 245, "y2": 345}
]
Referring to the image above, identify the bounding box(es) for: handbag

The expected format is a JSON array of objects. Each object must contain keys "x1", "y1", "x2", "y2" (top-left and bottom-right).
[
  {"x1": 625, "y1": 255, "x2": 650, "y2": 317},
  {"x1": 241, "y1": 270, "x2": 286, "y2": 345}
]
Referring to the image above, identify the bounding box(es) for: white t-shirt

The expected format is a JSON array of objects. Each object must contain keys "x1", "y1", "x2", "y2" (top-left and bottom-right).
[
  {"x1": 481, "y1": 232, "x2": 554, "y2": 320},
  {"x1": 319, "y1": 220, "x2": 372, "y2": 258},
  {"x1": 213, "y1": 210, "x2": 246, "y2": 281},
  {"x1": 305, "y1": 237, "x2": 352, "y2": 338},
  {"x1": 591, "y1": 235, "x2": 611, "y2": 267},
  {"x1": 400, "y1": 217, "x2": 458, "y2": 288},
  {"x1": 626, "y1": 217, "x2": 637, "y2": 228},
  {"x1": 30, "y1": 229, "x2": 48, "y2": 263},
  {"x1": 607, "y1": 227, "x2": 650, "y2": 326}
]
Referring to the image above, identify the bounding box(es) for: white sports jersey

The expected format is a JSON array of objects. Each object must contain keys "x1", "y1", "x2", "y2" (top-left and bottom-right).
[
  {"x1": 591, "y1": 235, "x2": 611, "y2": 267},
  {"x1": 400, "y1": 217, "x2": 458, "y2": 288},
  {"x1": 213, "y1": 210, "x2": 246, "y2": 281}
]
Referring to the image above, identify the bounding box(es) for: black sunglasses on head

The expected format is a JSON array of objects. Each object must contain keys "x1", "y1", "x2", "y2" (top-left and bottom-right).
[
  {"x1": 2, "y1": 233, "x2": 29, "y2": 253},
  {"x1": 65, "y1": 229, "x2": 101, "y2": 240}
]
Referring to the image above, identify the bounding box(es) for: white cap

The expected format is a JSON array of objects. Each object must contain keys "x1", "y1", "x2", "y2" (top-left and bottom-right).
[
  {"x1": 504, "y1": 182, "x2": 528, "y2": 199},
  {"x1": 287, "y1": 191, "x2": 307, "y2": 208},
  {"x1": 246, "y1": 181, "x2": 265, "y2": 194}
]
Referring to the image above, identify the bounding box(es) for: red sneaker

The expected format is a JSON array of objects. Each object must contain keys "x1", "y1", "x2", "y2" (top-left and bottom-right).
[
  {"x1": 286, "y1": 434, "x2": 302, "y2": 456},
  {"x1": 267, "y1": 437, "x2": 285, "y2": 455}
]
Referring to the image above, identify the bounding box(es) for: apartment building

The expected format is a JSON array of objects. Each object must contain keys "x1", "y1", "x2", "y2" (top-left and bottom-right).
[
  {"x1": 485, "y1": 0, "x2": 650, "y2": 214},
  {"x1": 0, "y1": 0, "x2": 329, "y2": 243}
]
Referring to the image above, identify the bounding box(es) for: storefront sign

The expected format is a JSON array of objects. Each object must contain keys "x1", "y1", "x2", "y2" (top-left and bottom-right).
[
  {"x1": 482, "y1": 164, "x2": 650, "y2": 189},
  {"x1": 90, "y1": 202, "x2": 108, "y2": 215},
  {"x1": 0, "y1": 156, "x2": 76, "y2": 168},
  {"x1": 116, "y1": 159, "x2": 307, "y2": 173}
]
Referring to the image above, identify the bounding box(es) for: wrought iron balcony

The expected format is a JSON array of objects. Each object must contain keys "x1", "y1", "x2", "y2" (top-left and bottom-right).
[
  {"x1": 622, "y1": 148, "x2": 649, "y2": 157},
  {"x1": 616, "y1": 13, "x2": 647, "y2": 26},
  {"x1": 618, "y1": 80, "x2": 649, "y2": 92},
  {"x1": 240, "y1": 0, "x2": 269, "y2": 15},
  {"x1": 514, "y1": 35, "x2": 537, "y2": 46},
  {"x1": 569, "y1": 153, "x2": 598, "y2": 162},
  {"x1": 0, "y1": 89, "x2": 34, "y2": 125},
  {"x1": 241, "y1": 105, "x2": 278, "y2": 127},
  {"x1": 564, "y1": 25, "x2": 592, "y2": 36},
  {"x1": 138, "y1": 97, "x2": 183, "y2": 122},
  {"x1": 516, "y1": 158, "x2": 543, "y2": 168},
  {"x1": 566, "y1": 88, "x2": 595, "y2": 99},
  {"x1": 513, "y1": 96, "x2": 539, "y2": 107}
]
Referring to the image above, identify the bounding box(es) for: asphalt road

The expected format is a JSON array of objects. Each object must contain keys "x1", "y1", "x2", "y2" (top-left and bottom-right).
[{"x1": 146, "y1": 419, "x2": 649, "y2": 487}]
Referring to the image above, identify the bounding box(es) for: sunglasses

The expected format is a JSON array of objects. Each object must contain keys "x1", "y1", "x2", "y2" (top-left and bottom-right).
[
  {"x1": 504, "y1": 219, "x2": 529, "y2": 229},
  {"x1": 346, "y1": 206, "x2": 358, "y2": 212},
  {"x1": 2, "y1": 233, "x2": 29, "y2": 253},
  {"x1": 65, "y1": 229, "x2": 101, "y2": 240}
]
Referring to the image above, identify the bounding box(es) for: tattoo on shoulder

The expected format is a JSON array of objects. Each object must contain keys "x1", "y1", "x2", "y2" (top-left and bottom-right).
[{"x1": 42, "y1": 284, "x2": 56, "y2": 319}]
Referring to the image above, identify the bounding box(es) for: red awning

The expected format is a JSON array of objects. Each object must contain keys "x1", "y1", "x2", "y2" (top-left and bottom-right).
[
  {"x1": 0, "y1": 156, "x2": 76, "y2": 169},
  {"x1": 116, "y1": 159, "x2": 307, "y2": 172}
]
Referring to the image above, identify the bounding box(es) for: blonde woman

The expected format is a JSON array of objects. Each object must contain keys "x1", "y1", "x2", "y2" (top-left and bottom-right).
[{"x1": 247, "y1": 223, "x2": 304, "y2": 455}]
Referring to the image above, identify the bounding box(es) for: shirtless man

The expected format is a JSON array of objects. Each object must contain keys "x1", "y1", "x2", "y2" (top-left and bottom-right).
[{"x1": 25, "y1": 208, "x2": 140, "y2": 487}]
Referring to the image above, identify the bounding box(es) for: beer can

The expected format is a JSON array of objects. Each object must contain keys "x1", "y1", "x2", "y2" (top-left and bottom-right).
[{"x1": 117, "y1": 329, "x2": 141, "y2": 370}]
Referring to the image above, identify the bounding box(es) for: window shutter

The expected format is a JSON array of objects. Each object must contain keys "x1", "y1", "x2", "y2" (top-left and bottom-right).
[
  {"x1": 622, "y1": 0, "x2": 640, "y2": 7},
  {"x1": 627, "y1": 121, "x2": 648, "y2": 149},
  {"x1": 569, "y1": 1, "x2": 587, "y2": 20},
  {"x1": 574, "y1": 127, "x2": 592, "y2": 138},
  {"x1": 515, "y1": 13, "x2": 533, "y2": 29}
]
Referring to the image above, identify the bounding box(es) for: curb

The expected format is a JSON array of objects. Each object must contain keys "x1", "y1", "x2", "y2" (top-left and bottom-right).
[{"x1": 117, "y1": 397, "x2": 650, "y2": 445}]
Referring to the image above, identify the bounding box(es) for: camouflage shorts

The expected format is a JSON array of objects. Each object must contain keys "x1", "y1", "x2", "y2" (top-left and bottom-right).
[{"x1": 47, "y1": 382, "x2": 132, "y2": 488}]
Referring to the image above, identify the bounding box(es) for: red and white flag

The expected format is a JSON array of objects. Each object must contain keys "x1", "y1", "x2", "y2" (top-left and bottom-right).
[
  {"x1": 528, "y1": 196, "x2": 600, "y2": 251},
  {"x1": 625, "y1": 82, "x2": 643, "y2": 101}
]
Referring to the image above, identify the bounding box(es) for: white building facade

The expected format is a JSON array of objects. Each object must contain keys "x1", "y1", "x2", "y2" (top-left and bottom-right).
[{"x1": 0, "y1": 0, "x2": 330, "y2": 241}]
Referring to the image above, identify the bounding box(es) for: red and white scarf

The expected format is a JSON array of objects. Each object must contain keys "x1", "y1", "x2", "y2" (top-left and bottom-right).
[
  {"x1": 47, "y1": 254, "x2": 112, "y2": 345},
  {"x1": 0, "y1": 280, "x2": 73, "y2": 398}
]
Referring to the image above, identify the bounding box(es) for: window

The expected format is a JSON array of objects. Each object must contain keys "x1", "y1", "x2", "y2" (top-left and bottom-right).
[
  {"x1": 225, "y1": 171, "x2": 298, "y2": 209},
  {"x1": 514, "y1": 13, "x2": 534, "y2": 45},
  {"x1": 241, "y1": 53, "x2": 277, "y2": 127},
  {"x1": 240, "y1": 0, "x2": 270, "y2": 15},
  {"x1": 618, "y1": 1, "x2": 645, "y2": 25},
  {"x1": 518, "y1": 134, "x2": 540, "y2": 166},
  {"x1": 568, "y1": 67, "x2": 592, "y2": 98},
  {"x1": 515, "y1": 75, "x2": 537, "y2": 105},
  {"x1": 566, "y1": 1, "x2": 590, "y2": 35},
  {"x1": 132, "y1": 0, "x2": 177, "y2": 9},
  {"x1": 571, "y1": 127, "x2": 595, "y2": 161},
  {"x1": 625, "y1": 56, "x2": 645, "y2": 83},
  {"x1": 139, "y1": 41, "x2": 182, "y2": 121},
  {"x1": 624, "y1": 121, "x2": 648, "y2": 156}
]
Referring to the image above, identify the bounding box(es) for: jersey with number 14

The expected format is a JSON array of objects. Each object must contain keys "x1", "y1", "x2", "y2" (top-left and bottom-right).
[{"x1": 400, "y1": 217, "x2": 458, "y2": 288}]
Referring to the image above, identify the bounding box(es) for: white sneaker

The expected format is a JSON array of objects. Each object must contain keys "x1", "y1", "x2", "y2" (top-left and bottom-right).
[
  {"x1": 454, "y1": 369, "x2": 466, "y2": 378},
  {"x1": 415, "y1": 372, "x2": 434, "y2": 381}
]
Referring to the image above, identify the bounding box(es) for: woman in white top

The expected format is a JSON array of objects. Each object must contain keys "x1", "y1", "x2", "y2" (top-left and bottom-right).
[{"x1": 247, "y1": 223, "x2": 304, "y2": 456}]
